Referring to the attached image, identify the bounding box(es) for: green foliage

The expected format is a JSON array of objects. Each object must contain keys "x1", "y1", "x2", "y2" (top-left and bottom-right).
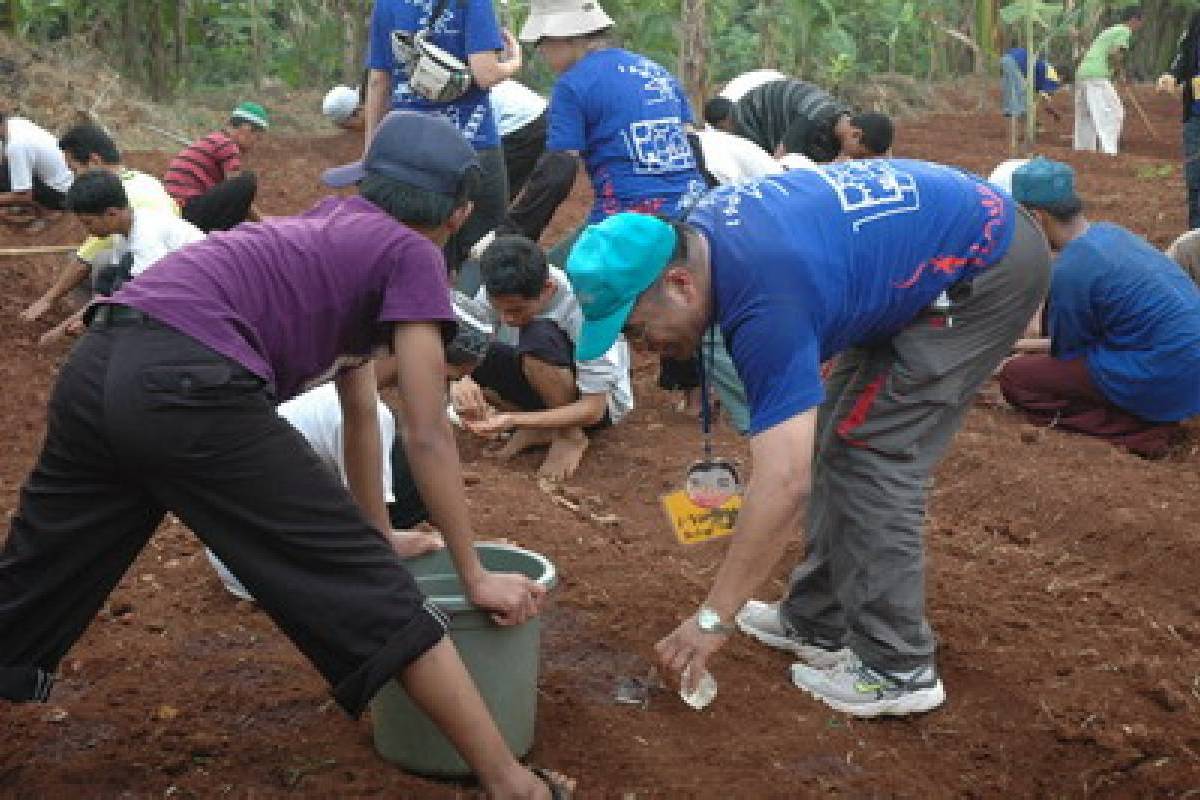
[
  {"x1": 8, "y1": 0, "x2": 1198, "y2": 101},
  {"x1": 1136, "y1": 163, "x2": 1175, "y2": 179}
]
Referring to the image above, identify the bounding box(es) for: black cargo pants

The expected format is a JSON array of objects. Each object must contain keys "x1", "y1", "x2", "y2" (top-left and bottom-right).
[{"x1": 0, "y1": 312, "x2": 445, "y2": 716}]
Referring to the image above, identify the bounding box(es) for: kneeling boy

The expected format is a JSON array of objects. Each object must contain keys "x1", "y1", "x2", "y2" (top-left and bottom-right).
[
  {"x1": 452, "y1": 235, "x2": 633, "y2": 480},
  {"x1": 41, "y1": 169, "x2": 203, "y2": 344}
]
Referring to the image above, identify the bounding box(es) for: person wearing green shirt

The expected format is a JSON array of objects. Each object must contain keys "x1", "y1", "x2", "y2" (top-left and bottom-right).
[{"x1": 1074, "y1": 7, "x2": 1144, "y2": 155}]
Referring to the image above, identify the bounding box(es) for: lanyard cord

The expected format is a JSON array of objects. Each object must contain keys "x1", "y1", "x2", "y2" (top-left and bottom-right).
[{"x1": 697, "y1": 325, "x2": 716, "y2": 460}]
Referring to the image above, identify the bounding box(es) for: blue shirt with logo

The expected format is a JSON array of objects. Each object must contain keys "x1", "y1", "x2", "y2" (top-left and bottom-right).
[
  {"x1": 1005, "y1": 48, "x2": 1060, "y2": 94},
  {"x1": 547, "y1": 48, "x2": 705, "y2": 223},
  {"x1": 687, "y1": 160, "x2": 1016, "y2": 435},
  {"x1": 367, "y1": 0, "x2": 503, "y2": 150},
  {"x1": 1049, "y1": 223, "x2": 1200, "y2": 422}
]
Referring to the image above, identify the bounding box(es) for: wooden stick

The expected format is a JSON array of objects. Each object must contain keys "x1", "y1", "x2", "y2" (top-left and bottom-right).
[
  {"x1": 0, "y1": 244, "x2": 81, "y2": 257},
  {"x1": 1125, "y1": 85, "x2": 1159, "y2": 141}
]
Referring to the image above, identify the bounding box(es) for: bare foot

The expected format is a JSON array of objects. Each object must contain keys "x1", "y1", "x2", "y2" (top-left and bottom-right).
[
  {"x1": 538, "y1": 429, "x2": 589, "y2": 481},
  {"x1": 495, "y1": 428, "x2": 553, "y2": 461},
  {"x1": 387, "y1": 529, "x2": 445, "y2": 558}
]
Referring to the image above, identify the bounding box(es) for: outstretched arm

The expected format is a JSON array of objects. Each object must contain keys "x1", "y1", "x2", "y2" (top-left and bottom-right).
[
  {"x1": 391, "y1": 321, "x2": 545, "y2": 624},
  {"x1": 656, "y1": 409, "x2": 817, "y2": 689}
]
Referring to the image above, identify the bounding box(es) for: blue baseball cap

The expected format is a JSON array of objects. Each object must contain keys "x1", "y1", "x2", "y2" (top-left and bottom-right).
[
  {"x1": 1012, "y1": 156, "x2": 1078, "y2": 207},
  {"x1": 323, "y1": 111, "x2": 479, "y2": 197},
  {"x1": 567, "y1": 213, "x2": 678, "y2": 360}
]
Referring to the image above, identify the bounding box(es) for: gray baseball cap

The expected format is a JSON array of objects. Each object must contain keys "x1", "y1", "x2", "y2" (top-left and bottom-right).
[{"x1": 322, "y1": 111, "x2": 479, "y2": 197}]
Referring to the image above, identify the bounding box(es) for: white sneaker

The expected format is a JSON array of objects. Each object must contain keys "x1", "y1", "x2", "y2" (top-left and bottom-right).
[
  {"x1": 735, "y1": 600, "x2": 852, "y2": 669},
  {"x1": 790, "y1": 657, "x2": 945, "y2": 718}
]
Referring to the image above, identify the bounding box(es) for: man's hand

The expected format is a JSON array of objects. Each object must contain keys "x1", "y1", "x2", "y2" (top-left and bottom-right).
[
  {"x1": 1157, "y1": 73, "x2": 1180, "y2": 94},
  {"x1": 449, "y1": 375, "x2": 490, "y2": 420},
  {"x1": 465, "y1": 571, "x2": 546, "y2": 626},
  {"x1": 654, "y1": 614, "x2": 731, "y2": 694},
  {"x1": 19, "y1": 297, "x2": 51, "y2": 323},
  {"x1": 465, "y1": 411, "x2": 515, "y2": 438}
]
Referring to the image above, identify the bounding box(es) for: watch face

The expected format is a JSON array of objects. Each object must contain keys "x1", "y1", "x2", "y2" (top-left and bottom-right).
[{"x1": 686, "y1": 458, "x2": 740, "y2": 509}]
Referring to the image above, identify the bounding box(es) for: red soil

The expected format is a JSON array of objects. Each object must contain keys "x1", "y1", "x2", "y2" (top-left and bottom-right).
[{"x1": 2, "y1": 91, "x2": 1198, "y2": 798}]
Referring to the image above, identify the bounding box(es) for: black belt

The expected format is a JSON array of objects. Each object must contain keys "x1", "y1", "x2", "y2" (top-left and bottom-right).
[{"x1": 87, "y1": 304, "x2": 155, "y2": 327}]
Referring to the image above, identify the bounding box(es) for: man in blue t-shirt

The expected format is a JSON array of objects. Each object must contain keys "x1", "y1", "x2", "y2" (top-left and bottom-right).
[
  {"x1": 503, "y1": 0, "x2": 705, "y2": 260},
  {"x1": 564, "y1": 161, "x2": 1051, "y2": 718},
  {"x1": 1000, "y1": 47, "x2": 1062, "y2": 150},
  {"x1": 364, "y1": 0, "x2": 523, "y2": 276},
  {"x1": 1000, "y1": 158, "x2": 1200, "y2": 457}
]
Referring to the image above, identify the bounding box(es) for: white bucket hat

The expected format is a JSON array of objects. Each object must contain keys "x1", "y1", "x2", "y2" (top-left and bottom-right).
[
  {"x1": 519, "y1": 0, "x2": 615, "y2": 43},
  {"x1": 322, "y1": 85, "x2": 360, "y2": 123}
]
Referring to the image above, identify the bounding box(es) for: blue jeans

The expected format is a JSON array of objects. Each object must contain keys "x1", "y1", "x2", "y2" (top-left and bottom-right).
[{"x1": 1184, "y1": 117, "x2": 1200, "y2": 229}]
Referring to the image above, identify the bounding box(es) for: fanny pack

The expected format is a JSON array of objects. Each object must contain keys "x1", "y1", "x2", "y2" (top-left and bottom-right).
[{"x1": 391, "y1": 0, "x2": 473, "y2": 103}]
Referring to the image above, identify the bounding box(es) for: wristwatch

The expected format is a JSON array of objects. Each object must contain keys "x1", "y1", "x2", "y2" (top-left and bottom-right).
[{"x1": 696, "y1": 606, "x2": 736, "y2": 635}]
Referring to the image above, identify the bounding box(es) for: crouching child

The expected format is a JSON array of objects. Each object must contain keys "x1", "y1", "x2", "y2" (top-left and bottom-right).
[
  {"x1": 42, "y1": 168, "x2": 203, "y2": 344},
  {"x1": 452, "y1": 235, "x2": 633, "y2": 480}
]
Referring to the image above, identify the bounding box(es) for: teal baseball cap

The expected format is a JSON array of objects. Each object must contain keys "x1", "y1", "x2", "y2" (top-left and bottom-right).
[
  {"x1": 567, "y1": 213, "x2": 678, "y2": 360},
  {"x1": 1012, "y1": 156, "x2": 1077, "y2": 206}
]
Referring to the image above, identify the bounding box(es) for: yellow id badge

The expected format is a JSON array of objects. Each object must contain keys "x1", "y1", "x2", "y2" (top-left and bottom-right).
[
  {"x1": 661, "y1": 490, "x2": 741, "y2": 545},
  {"x1": 1192, "y1": 76, "x2": 1200, "y2": 97}
]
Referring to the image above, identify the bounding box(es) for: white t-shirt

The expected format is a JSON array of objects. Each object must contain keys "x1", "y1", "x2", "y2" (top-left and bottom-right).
[
  {"x1": 100, "y1": 207, "x2": 205, "y2": 277},
  {"x1": 694, "y1": 128, "x2": 783, "y2": 185},
  {"x1": 489, "y1": 80, "x2": 548, "y2": 138},
  {"x1": 478, "y1": 266, "x2": 634, "y2": 423},
  {"x1": 3, "y1": 117, "x2": 74, "y2": 193},
  {"x1": 205, "y1": 383, "x2": 397, "y2": 600},
  {"x1": 718, "y1": 69, "x2": 788, "y2": 101},
  {"x1": 277, "y1": 383, "x2": 397, "y2": 503}
]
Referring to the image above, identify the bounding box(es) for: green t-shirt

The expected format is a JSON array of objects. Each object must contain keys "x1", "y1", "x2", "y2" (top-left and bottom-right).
[{"x1": 1076, "y1": 24, "x2": 1132, "y2": 80}]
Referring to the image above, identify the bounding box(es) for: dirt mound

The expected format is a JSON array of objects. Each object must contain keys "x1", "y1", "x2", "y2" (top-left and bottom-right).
[
  {"x1": 0, "y1": 33, "x2": 335, "y2": 150},
  {"x1": 846, "y1": 71, "x2": 964, "y2": 117},
  {"x1": 0, "y1": 32, "x2": 154, "y2": 137}
]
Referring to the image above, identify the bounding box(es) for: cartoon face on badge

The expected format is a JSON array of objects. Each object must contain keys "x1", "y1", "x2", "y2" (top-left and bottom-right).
[{"x1": 685, "y1": 459, "x2": 740, "y2": 509}]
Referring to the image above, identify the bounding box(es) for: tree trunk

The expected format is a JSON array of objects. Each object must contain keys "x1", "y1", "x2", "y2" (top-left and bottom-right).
[
  {"x1": 343, "y1": 0, "x2": 369, "y2": 85},
  {"x1": 249, "y1": 0, "x2": 263, "y2": 90},
  {"x1": 122, "y1": 0, "x2": 139, "y2": 80},
  {"x1": 175, "y1": 0, "x2": 188, "y2": 76},
  {"x1": 1129, "y1": 0, "x2": 1191, "y2": 79},
  {"x1": 146, "y1": 0, "x2": 169, "y2": 100},
  {"x1": 975, "y1": 0, "x2": 996, "y2": 73},
  {"x1": 679, "y1": 0, "x2": 707, "y2": 119},
  {"x1": 758, "y1": 0, "x2": 777, "y2": 70}
]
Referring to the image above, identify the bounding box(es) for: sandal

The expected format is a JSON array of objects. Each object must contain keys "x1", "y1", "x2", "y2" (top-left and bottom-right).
[{"x1": 530, "y1": 767, "x2": 573, "y2": 799}]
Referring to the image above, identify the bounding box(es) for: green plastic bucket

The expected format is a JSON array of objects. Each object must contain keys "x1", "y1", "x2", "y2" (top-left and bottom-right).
[{"x1": 370, "y1": 542, "x2": 557, "y2": 777}]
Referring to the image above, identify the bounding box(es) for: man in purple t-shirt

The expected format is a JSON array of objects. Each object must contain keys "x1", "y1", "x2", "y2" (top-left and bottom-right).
[{"x1": 0, "y1": 111, "x2": 571, "y2": 800}]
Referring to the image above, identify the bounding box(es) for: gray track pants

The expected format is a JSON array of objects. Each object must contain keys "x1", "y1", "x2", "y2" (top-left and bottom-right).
[{"x1": 780, "y1": 207, "x2": 1050, "y2": 674}]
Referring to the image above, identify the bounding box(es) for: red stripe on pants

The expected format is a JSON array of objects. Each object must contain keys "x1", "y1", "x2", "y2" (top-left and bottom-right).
[{"x1": 836, "y1": 372, "x2": 888, "y2": 447}]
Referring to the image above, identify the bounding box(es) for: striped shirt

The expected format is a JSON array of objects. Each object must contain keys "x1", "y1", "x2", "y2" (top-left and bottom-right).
[
  {"x1": 163, "y1": 131, "x2": 242, "y2": 205},
  {"x1": 733, "y1": 79, "x2": 849, "y2": 163}
]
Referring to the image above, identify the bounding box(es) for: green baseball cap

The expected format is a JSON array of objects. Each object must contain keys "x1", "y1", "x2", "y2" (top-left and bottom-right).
[
  {"x1": 231, "y1": 101, "x2": 270, "y2": 130},
  {"x1": 566, "y1": 213, "x2": 678, "y2": 360},
  {"x1": 1012, "y1": 156, "x2": 1077, "y2": 207}
]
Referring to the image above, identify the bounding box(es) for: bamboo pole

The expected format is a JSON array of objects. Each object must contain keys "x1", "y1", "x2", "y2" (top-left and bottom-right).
[
  {"x1": 1125, "y1": 85, "x2": 1160, "y2": 141},
  {"x1": 1024, "y1": 0, "x2": 1037, "y2": 151},
  {"x1": 0, "y1": 245, "x2": 82, "y2": 257}
]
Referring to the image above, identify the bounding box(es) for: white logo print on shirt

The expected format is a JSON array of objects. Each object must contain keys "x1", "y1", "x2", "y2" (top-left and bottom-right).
[{"x1": 815, "y1": 161, "x2": 921, "y2": 230}]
